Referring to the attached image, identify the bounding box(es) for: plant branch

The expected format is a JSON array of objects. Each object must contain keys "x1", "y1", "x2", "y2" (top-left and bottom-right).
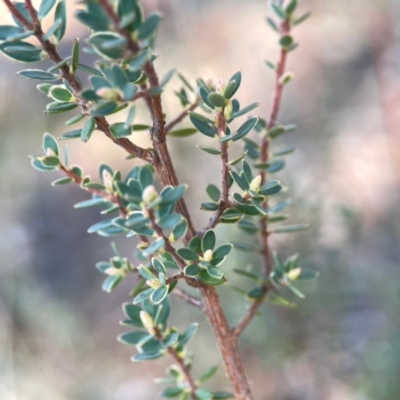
[
  {"x1": 165, "y1": 100, "x2": 200, "y2": 133},
  {"x1": 96, "y1": 0, "x2": 196, "y2": 239},
  {"x1": 154, "y1": 327, "x2": 197, "y2": 398},
  {"x1": 173, "y1": 288, "x2": 203, "y2": 310},
  {"x1": 3, "y1": 0, "x2": 153, "y2": 162},
  {"x1": 232, "y1": 18, "x2": 291, "y2": 339},
  {"x1": 59, "y1": 165, "x2": 128, "y2": 217}
]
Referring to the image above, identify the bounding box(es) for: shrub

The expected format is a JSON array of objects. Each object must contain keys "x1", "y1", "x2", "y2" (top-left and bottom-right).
[{"x1": 0, "y1": 1, "x2": 314, "y2": 399}]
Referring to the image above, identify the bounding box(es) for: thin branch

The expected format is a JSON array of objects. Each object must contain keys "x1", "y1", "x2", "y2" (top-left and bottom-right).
[
  {"x1": 173, "y1": 288, "x2": 203, "y2": 310},
  {"x1": 146, "y1": 210, "x2": 201, "y2": 288},
  {"x1": 154, "y1": 327, "x2": 197, "y2": 399},
  {"x1": 59, "y1": 165, "x2": 128, "y2": 217},
  {"x1": 232, "y1": 18, "x2": 291, "y2": 339},
  {"x1": 3, "y1": 0, "x2": 153, "y2": 163},
  {"x1": 165, "y1": 100, "x2": 200, "y2": 133},
  {"x1": 97, "y1": 0, "x2": 196, "y2": 239}
]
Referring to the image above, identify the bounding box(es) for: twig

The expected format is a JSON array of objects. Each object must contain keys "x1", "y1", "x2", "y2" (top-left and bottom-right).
[
  {"x1": 146, "y1": 210, "x2": 201, "y2": 288},
  {"x1": 59, "y1": 165, "x2": 128, "y2": 217},
  {"x1": 154, "y1": 327, "x2": 197, "y2": 399},
  {"x1": 231, "y1": 18, "x2": 291, "y2": 339},
  {"x1": 4, "y1": 0, "x2": 153, "y2": 162},
  {"x1": 173, "y1": 288, "x2": 203, "y2": 310},
  {"x1": 165, "y1": 100, "x2": 200, "y2": 133}
]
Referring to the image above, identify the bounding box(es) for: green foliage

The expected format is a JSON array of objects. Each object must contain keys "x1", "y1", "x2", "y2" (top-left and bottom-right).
[{"x1": 2, "y1": 0, "x2": 315, "y2": 398}]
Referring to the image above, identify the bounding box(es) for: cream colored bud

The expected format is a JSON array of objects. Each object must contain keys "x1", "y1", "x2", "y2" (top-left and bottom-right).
[
  {"x1": 216, "y1": 78, "x2": 225, "y2": 96},
  {"x1": 96, "y1": 87, "x2": 118, "y2": 100},
  {"x1": 140, "y1": 311, "x2": 154, "y2": 330},
  {"x1": 146, "y1": 279, "x2": 161, "y2": 289},
  {"x1": 142, "y1": 185, "x2": 158, "y2": 204},
  {"x1": 102, "y1": 169, "x2": 113, "y2": 191},
  {"x1": 224, "y1": 100, "x2": 233, "y2": 120},
  {"x1": 168, "y1": 232, "x2": 175, "y2": 242},
  {"x1": 249, "y1": 175, "x2": 262, "y2": 193},
  {"x1": 104, "y1": 266, "x2": 125, "y2": 276},
  {"x1": 287, "y1": 267, "x2": 301, "y2": 280},
  {"x1": 203, "y1": 249, "x2": 213, "y2": 262},
  {"x1": 46, "y1": 148, "x2": 56, "y2": 157}
]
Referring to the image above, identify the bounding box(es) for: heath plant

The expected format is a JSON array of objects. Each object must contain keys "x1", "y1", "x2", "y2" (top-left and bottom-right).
[{"x1": 0, "y1": 0, "x2": 315, "y2": 399}]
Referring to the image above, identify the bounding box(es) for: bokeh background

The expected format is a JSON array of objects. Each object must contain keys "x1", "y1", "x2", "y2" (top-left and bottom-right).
[{"x1": 1, "y1": 0, "x2": 400, "y2": 399}]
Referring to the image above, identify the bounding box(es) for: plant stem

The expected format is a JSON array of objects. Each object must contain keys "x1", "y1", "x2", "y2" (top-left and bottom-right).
[
  {"x1": 232, "y1": 18, "x2": 291, "y2": 338},
  {"x1": 154, "y1": 327, "x2": 197, "y2": 399}
]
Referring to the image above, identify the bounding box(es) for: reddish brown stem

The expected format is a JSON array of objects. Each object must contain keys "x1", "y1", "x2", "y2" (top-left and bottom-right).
[
  {"x1": 232, "y1": 18, "x2": 291, "y2": 338},
  {"x1": 165, "y1": 100, "x2": 200, "y2": 133},
  {"x1": 59, "y1": 165, "x2": 128, "y2": 217},
  {"x1": 154, "y1": 327, "x2": 197, "y2": 399}
]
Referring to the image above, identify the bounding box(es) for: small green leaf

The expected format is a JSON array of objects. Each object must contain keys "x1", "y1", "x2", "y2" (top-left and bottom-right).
[
  {"x1": 102, "y1": 275, "x2": 123, "y2": 292},
  {"x1": 213, "y1": 392, "x2": 234, "y2": 399},
  {"x1": 184, "y1": 264, "x2": 200, "y2": 276},
  {"x1": 269, "y1": 3, "x2": 285, "y2": 19},
  {"x1": 137, "y1": 265, "x2": 157, "y2": 280},
  {"x1": 247, "y1": 286, "x2": 265, "y2": 300},
  {"x1": 142, "y1": 238, "x2": 165, "y2": 256},
  {"x1": 231, "y1": 241, "x2": 261, "y2": 253},
  {"x1": 202, "y1": 230, "x2": 216, "y2": 252},
  {"x1": 18, "y1": 69, "x2": 59, "y2": 81},
  {"x1": 54, "y1": 0, "x2": 66, "y2": 41},
  {"x1": 178, "y1": 323, "x2": 199, "y2": 346},
  {"x1": 168, "y1": 128, "x2": 197, "y2": 137},
  {"x1": 198, "y1": 270, "x2": 225, "y2": 286},
  {"x1": 81, "y1": 116, "x2": 95, "y2": 142},
  {"x1": 208, "y1": 92, "x2": 225, "y2": 108},
  {"x1": 43, "y1": 18, "x2": 62, "y2": 41},
  {"x1": 138, "y1": 12, "x2": 162, "y2": 40},
  {"x1": 197, "y1": 365, "x2": 218, "y2": 383},
  {"x1": 228, "y1": 71, "x2": 241, "y2": 98},
  {"x1": 0, "y1": 41, "x2": 42, "y2": 63},
  {"x1": 224, "y1": 80, "x2": 237, "y2": 99},
  {"x1": 151, "y1": 286, "x2": 169, "y2": 304},
  {"x1": 293, "y1": 11, "x2": 311, "y2": 26},
  {"x1": 41, "y1": 155, "x2": 60, "y2": 167},
  {"x1": 38, "y1": 0, "x2": 57, "y2": 19},
  {"x1": 200, "y1": 202, "x2": 219, "y2": 211},
  {"x1": 213, "y1": 244, "x2": 232, "y2": 259},
  {"x1": 160, "y1": 387, "x2": 183, "y2": 398},
  {"x1": 265, "y1": 17, "x2": 278, "y2": 32},
  {"x1": 177, "y1": 248, "x2": 199, "y2": 261},
  {"x1": 199, "y1": 146, "x2": 221, "y2": 155},
  {"x1": 110, "y1": 122, "x2": 132, "y2": 138},
  {"x1": 270, "y1": 224, "x2": 309, "y2": 234},
  {"x1": 230, "y1": 102, "x2": 260, "y2": 120},
  {"x1": 46, "y1": 101, "x2": 77, "y2": 113},
  {"x1": 279, "y1": 35, "x2": 293, "y2": 47},
  {"x1": 122, "y1": 303, "x2": 143, "y2": 326},
  {"x1": 118, "y1": 331, "x2": 148, "y2": 345},
  {"x1": 59, "y1": 129, "x2": 81, "y2": 139},
  {"x1": 206, "y1": 184, "x2": 220, "y2": 202},
  {"x1": 285, "y1": 0, "x2": 298, "y2": 15},
  {"x1": 133, "y1": 288, "x2": 154, "y2": 304},
  {"x1": 189, "y1": 115, "x2": 215, "y2": 137},
  {"x1": 49, "y1": 85, "x2": 74, "y2": 102},
  {"x1": 157, "y1": 213, "x2": 182, "y2": 229},
  {"x1": 43, "y1": 132, "x2": 59, "y2": 156},
  {"x1": 160, "y1": 68, "x2": 176, "y2": 87},
  {"x1": 231, "y1": 117, "x2": 259, "y2": 141},
  {"x1": 89, "y1": 101, "x2": 117, "y2": 116},
  {"x1": 131, "y1": 350, "x2": 163, "y2": 361},
  {"x1": 51, "y1": 177, "x2": 73, "y2": 186}
]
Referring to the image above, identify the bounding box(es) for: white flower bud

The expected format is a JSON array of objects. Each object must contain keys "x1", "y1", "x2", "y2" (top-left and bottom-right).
[
  {"x1": 142, "y1": 185, "x2": 158, "y2": 204},
  {"x1": 287, "y1": 267, "x2": 301, "y2": 280},
  {"x1": 249, "y1": 175, "x2": 262, "y2": 193},
  {"x1": 203, "y1": 249, "x2": 213, "y2": 262}
]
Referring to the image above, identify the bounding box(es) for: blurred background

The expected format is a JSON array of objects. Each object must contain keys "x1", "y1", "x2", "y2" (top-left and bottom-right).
[{"x1": 1, "y1": 0, "x2": 400, "y2": 399}]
